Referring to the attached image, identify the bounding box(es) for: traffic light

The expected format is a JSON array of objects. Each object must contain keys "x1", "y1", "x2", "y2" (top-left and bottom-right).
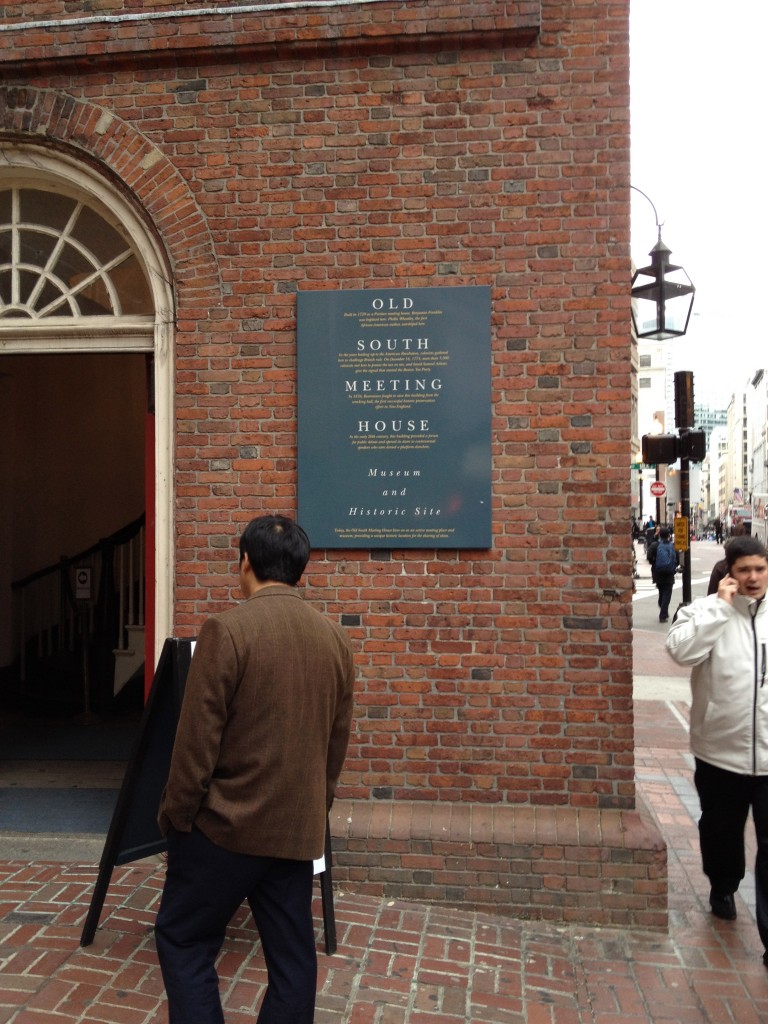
[
  {"x1": 679, "y1": 428, "x2": 706, "y2": 462},
  {"x1": 642, "y1": 433, "x2": 678, "y2": 465},
  {"x1": 641, "y1": 429, "x2": 706, "y2": 465},
  {"x1": 674, "y1": 370, "x2": 695, "y2": 429}
]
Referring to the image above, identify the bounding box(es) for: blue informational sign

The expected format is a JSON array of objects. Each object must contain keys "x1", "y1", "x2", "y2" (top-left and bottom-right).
[{"x1": 297, "y1": 286, "x2": 491, "y2": 548}]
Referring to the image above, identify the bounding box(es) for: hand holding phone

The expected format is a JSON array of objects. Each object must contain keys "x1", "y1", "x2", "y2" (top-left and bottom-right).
[{"x1": 717, "y1": 573, "x2": 739, "y2": 605}]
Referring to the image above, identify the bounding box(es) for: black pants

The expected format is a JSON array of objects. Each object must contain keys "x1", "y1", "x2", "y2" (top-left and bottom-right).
[
  {"x1": 655, "y1": 570, "x2": 675, "y2": 619},
  {"x1": 155, "y1": 827, "x2": 316, "y2": 1024},
  {"x1": 694, "y1": 758, "x2": 768, "y2": 948}
]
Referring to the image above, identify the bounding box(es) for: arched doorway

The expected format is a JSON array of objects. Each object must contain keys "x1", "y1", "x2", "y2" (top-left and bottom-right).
[{"x1": 0, "y1": 146, "x2": 174, "y2": 803}]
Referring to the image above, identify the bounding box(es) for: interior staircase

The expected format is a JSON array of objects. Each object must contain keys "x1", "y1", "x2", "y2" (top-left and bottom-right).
[{"x1": 7, "y1": 515, "x2": 146, "y2": 715}]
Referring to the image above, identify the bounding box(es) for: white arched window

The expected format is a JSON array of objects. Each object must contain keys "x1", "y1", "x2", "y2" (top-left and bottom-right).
[
  {"x1": 0, "y1": 187, "x2": 154, "y2": 321},
  {"x1": 0, "y1": 169, "x2": 161, "y2": 354}
]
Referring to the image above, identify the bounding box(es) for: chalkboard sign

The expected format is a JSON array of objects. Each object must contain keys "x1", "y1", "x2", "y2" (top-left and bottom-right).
[{"x1": 80, "y1": 637, "x2": 337, "y2": 953}]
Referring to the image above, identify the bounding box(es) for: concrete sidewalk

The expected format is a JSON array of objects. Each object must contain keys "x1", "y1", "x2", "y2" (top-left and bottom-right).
[{"x1": 3, "y1": 577, "x2": 768, "y2": 1023}]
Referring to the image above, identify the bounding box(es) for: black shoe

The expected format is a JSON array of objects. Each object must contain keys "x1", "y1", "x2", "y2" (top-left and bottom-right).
[
  {"x1": 659, "y1": 616, "x2": 669, "y2": 623},
  {"x1": 710, "y1": 890, "x2": 737, "y2": 920}
]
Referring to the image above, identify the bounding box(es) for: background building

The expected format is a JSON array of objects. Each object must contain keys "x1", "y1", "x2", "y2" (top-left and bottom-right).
[
  {"x1": 748, "y1": 370, "x2": 768, "y2": 496},
  {"x1": 694, "y1": 402, "x2": 728, "y2": 445},
  {"x1": 725, "y1": 389, "x2": 750, "y2": 531},
  {"x1": 634, "y1": 338, "x2": 670, "y2": 522}
]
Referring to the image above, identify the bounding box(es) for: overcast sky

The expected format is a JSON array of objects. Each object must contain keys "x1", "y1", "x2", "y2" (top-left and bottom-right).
[{"x1": 630, "y1": 0, "x2": 765, "y2": 405}]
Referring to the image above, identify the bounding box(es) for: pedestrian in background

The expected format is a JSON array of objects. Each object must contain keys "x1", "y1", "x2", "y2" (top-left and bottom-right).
[
  {"x1": 714, "y1": 517, "x2": 723, "y2": 544},
  {"x1": 665, "y1": 536, "x2": 768, "y2": 966},
  {"x1": 155, "y1": 515, "x2": 356, "y2": 1023},
  {"x1": 648, "y1": 525, "x2": 678, "y2": 623}
]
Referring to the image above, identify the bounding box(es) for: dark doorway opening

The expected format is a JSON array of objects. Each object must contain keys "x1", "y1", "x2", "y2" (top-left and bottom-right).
[{"x1": 0, "y1": 351, "x2": 149, "y2": 782}]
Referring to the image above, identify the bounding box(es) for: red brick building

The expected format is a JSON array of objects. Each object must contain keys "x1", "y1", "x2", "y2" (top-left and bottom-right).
[{"x1": 0, "y1": 1, "x2": 665, "y2": 926}]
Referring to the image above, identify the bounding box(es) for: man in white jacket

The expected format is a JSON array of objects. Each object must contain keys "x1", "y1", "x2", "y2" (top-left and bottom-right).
[{"x1": 666, "y1": 536, "x2": 768, "y2": 964}]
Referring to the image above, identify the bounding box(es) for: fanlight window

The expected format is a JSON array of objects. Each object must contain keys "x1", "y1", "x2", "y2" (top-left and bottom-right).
[{"x1": 0, "y1": 188, "x2": 153, "y2": 319}]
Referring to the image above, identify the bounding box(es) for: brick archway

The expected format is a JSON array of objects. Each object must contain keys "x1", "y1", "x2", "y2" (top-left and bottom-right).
[
  {"x1": 0, "y1": 85, "x2": 221, "y2": 306},
  {"x1": 0, "y1": 86, "x2": 221, "y2": 668}
]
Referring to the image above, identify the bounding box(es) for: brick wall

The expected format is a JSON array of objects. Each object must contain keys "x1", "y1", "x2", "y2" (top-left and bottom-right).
[
  {"x1": 0, "y1": 1, "x2": 657, "y2": 922},
  {"x1": 330, "y1": 797, "x2": 668, "y2": 929}
]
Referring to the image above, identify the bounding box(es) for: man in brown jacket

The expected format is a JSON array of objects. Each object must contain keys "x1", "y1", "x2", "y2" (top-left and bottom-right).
[{"x1": 155, "y1": 515, "x2": 355, "y2": 1024}]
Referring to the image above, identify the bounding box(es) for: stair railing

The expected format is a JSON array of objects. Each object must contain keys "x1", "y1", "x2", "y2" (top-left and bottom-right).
[
  {"x1": 114, "y1": 523, "x2": 145, "y2": 653},
  {"x1": 12, "y1": 514, "x2": 146, "y2": 687}
]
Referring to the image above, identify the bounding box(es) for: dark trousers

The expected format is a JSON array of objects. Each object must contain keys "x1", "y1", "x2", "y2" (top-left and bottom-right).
[
  {"x1": 155, "y1": 827, "x2": 317, "y2": 1024},
  {"x1": 694, "y1": 758, "x2": 768, "y2": 948},
  {"x1": 655, "y1": 570, "x2": 675, "y2": 619}
]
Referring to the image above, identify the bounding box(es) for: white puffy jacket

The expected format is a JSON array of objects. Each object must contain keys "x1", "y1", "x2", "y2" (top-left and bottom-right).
[{"x1": 665, "y1": 592, "x2": 768, "y2": 775}]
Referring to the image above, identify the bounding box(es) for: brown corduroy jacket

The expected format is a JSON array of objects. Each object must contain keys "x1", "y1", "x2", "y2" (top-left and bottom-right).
[{"x1": 158, "y1": 585, "x2": 355, "y2": 860}]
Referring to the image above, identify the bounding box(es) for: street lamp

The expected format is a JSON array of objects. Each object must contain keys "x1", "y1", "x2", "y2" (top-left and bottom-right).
[{"x1": 630, "y1": 187, "x2": 695, "y2": 340}]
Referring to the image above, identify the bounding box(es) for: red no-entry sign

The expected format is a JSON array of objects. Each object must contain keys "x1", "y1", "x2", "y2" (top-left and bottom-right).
[{"x1": 650, "y1": 482, "x2": 666, "y2": 497}]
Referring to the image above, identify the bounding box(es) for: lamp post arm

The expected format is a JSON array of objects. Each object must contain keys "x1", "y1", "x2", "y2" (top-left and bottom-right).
[{"x1": 630, "y1": 184, "x2": 663, "y2": 240}]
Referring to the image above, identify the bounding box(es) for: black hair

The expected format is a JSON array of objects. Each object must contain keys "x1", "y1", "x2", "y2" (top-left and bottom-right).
[
  {"x1": 238, "y1": 515, "x2": 311, "y2": 585},
  {"x1": 725, "y1": 535, "x2": 768, "y2": 571},
  {"x1": 659, "y1": 526, "x2": 671, "y2": 541}
]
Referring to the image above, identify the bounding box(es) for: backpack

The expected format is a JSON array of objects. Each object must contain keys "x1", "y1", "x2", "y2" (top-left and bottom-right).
[{"x1": 654, "y1": 541, "x2": 676, "y2": 572}]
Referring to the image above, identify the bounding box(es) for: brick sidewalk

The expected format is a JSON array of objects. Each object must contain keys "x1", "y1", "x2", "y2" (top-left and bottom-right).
[
  {"x1": 2, "y1": 694, "x2": 768, "y2": 1024},
  {"x1": 2, "y1": 558, "x2": 766, "y2": 1024}
]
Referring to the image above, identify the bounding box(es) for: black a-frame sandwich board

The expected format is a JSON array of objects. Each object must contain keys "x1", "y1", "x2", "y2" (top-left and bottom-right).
[{"x1": 80, "y1": 637, "x2": 337, "y2": 954}]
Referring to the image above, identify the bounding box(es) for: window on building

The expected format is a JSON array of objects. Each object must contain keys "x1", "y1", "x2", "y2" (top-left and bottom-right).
[{"x1": 0, "y1": 187, "x2": 153, "y2": 319}]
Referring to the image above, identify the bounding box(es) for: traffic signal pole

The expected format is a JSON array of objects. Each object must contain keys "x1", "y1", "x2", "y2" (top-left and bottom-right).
[
  {"x1": 678, "y1": 439, "x2": 692, "y2": 606},
  {"x1": 674, "y1": 372, "x2": 694, "y2": 609},
  {"x1": 640, "y1": 371, "x2": 704, "y2": 612}
]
